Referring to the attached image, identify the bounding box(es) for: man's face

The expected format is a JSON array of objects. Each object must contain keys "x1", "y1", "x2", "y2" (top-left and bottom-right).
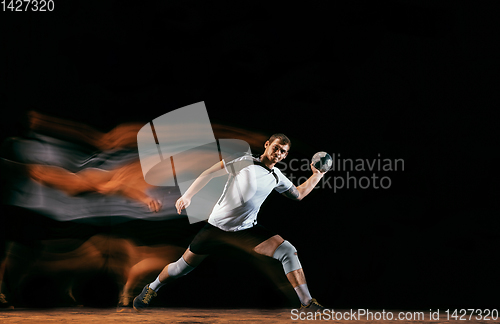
[{"x1": 264, "y1": 139, "x2": 289, "y2": 163}]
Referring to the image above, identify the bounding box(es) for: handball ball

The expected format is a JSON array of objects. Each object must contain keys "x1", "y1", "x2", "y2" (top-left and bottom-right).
[{"x1": 312, "y1": 152, "x2": 332, "y2": 172}]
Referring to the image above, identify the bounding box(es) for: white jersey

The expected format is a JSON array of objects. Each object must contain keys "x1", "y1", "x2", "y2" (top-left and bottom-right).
[{"x1": 208, "y1": 154, "x2": 293, "y2": 231}]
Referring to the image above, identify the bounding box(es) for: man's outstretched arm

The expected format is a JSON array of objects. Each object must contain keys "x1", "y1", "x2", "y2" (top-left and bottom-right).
[
  {"x1": 281, "y1": 163, "x2": 325, "y2": 201},
  {"x1": 175, "y1": 161, "x2": 227, "y2": 214}
]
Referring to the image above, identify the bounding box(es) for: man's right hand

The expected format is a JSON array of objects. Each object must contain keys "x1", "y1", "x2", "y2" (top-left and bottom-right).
[{"x1": 175, "y1": 196, "x2": 191, "y2": 214}]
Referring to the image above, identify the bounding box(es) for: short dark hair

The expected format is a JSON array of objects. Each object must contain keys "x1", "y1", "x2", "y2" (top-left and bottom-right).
[{"x1": 268, "y1": 133, "x2": 291, "y2": 149}]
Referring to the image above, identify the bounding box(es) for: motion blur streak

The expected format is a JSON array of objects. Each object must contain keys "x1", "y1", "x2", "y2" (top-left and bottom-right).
[
  {"x1": 1, "y1": 111, "x2": 268, "y2": 224},
  {"x1": 2, "y1": 233, "x2": 188, "y2": 307},
  {"x1": 0, "y1": 112, "x2": 292, "y2": 308}
]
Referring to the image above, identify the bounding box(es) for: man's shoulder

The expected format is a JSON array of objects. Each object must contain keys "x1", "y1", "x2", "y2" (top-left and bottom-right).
[
  {"x1": 271, "y1": 166, "x2": 285, "y2": 175},
  {"x1": 225, "y1": 152, "x2": 255, "y2": 164}
]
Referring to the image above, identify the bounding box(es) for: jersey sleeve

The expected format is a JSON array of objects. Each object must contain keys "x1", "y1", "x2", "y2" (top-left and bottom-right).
[{"x1": 273, "y1": 168, "x2": 293, "y2": 193}]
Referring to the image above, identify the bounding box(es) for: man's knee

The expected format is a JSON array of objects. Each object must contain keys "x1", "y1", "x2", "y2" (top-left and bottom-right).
[
  {"x1": 167, "y1": 256, "x2": 195, "y2": 279},
  {"x1": 253, "y1": 235, "x2": 284, "y2": 257},
  {"x1": 272, "y1": 240, "x2": 302, "y2": 274}
]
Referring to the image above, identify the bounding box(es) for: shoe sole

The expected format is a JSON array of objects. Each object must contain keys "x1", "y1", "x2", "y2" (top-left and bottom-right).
[{"x1": 132, "y1": 297, "x2": 145, "y2": 313}]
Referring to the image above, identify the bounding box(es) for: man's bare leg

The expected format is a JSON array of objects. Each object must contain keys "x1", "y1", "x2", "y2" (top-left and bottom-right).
[
  {"x1": 254, "y1": 235, "x2": 307, "y2": 286},
  {"x1": 143, "y1": 249, "x2": 207, "y2": 294},
  {"x1": 157, "y1": 249, "x2": 207, "y2": 284},
  {"x1": 133, "y1": 248, "x2": 207, "y2": 310},
  {"x1": 254, "y1": 235, "x2": 313, "y2": 305}
]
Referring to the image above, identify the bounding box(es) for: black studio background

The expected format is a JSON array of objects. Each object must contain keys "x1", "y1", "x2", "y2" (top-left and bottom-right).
[{"x1": 1, "y1": 1, "x2": 498, "y2": 310}]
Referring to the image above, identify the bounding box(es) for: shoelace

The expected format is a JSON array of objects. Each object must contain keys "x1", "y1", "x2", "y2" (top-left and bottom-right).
[
  {"x1": 311, "y1": 299, "x2": 323, "y2": 307},
  {"x1": 0, "y1": 293, "x2": 7, "y2": 304},
  {"x1": 300, "y1": 298, "x2": 323, "y2": 309},
  {"x1": 141, "y1": 288, "x2": 157, "y2": 304}
]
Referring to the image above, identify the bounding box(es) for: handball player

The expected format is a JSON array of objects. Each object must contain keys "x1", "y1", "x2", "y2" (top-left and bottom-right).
[{"x1": 133, "y1": 134, "x2": 326, "y2": 312}]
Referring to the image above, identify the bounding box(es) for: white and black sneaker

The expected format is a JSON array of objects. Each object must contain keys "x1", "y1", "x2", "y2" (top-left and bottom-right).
[
  {"x1": 299, "y1": 298, "x2": 324, "y2": 312},
  {"x1": 132, "y1": 284, "x2": 157, "y2": 312}
]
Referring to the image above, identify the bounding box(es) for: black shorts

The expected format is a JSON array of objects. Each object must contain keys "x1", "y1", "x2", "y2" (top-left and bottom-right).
[{"x1": 188, "y1": 223, "x2": 277, "y2": 255}]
